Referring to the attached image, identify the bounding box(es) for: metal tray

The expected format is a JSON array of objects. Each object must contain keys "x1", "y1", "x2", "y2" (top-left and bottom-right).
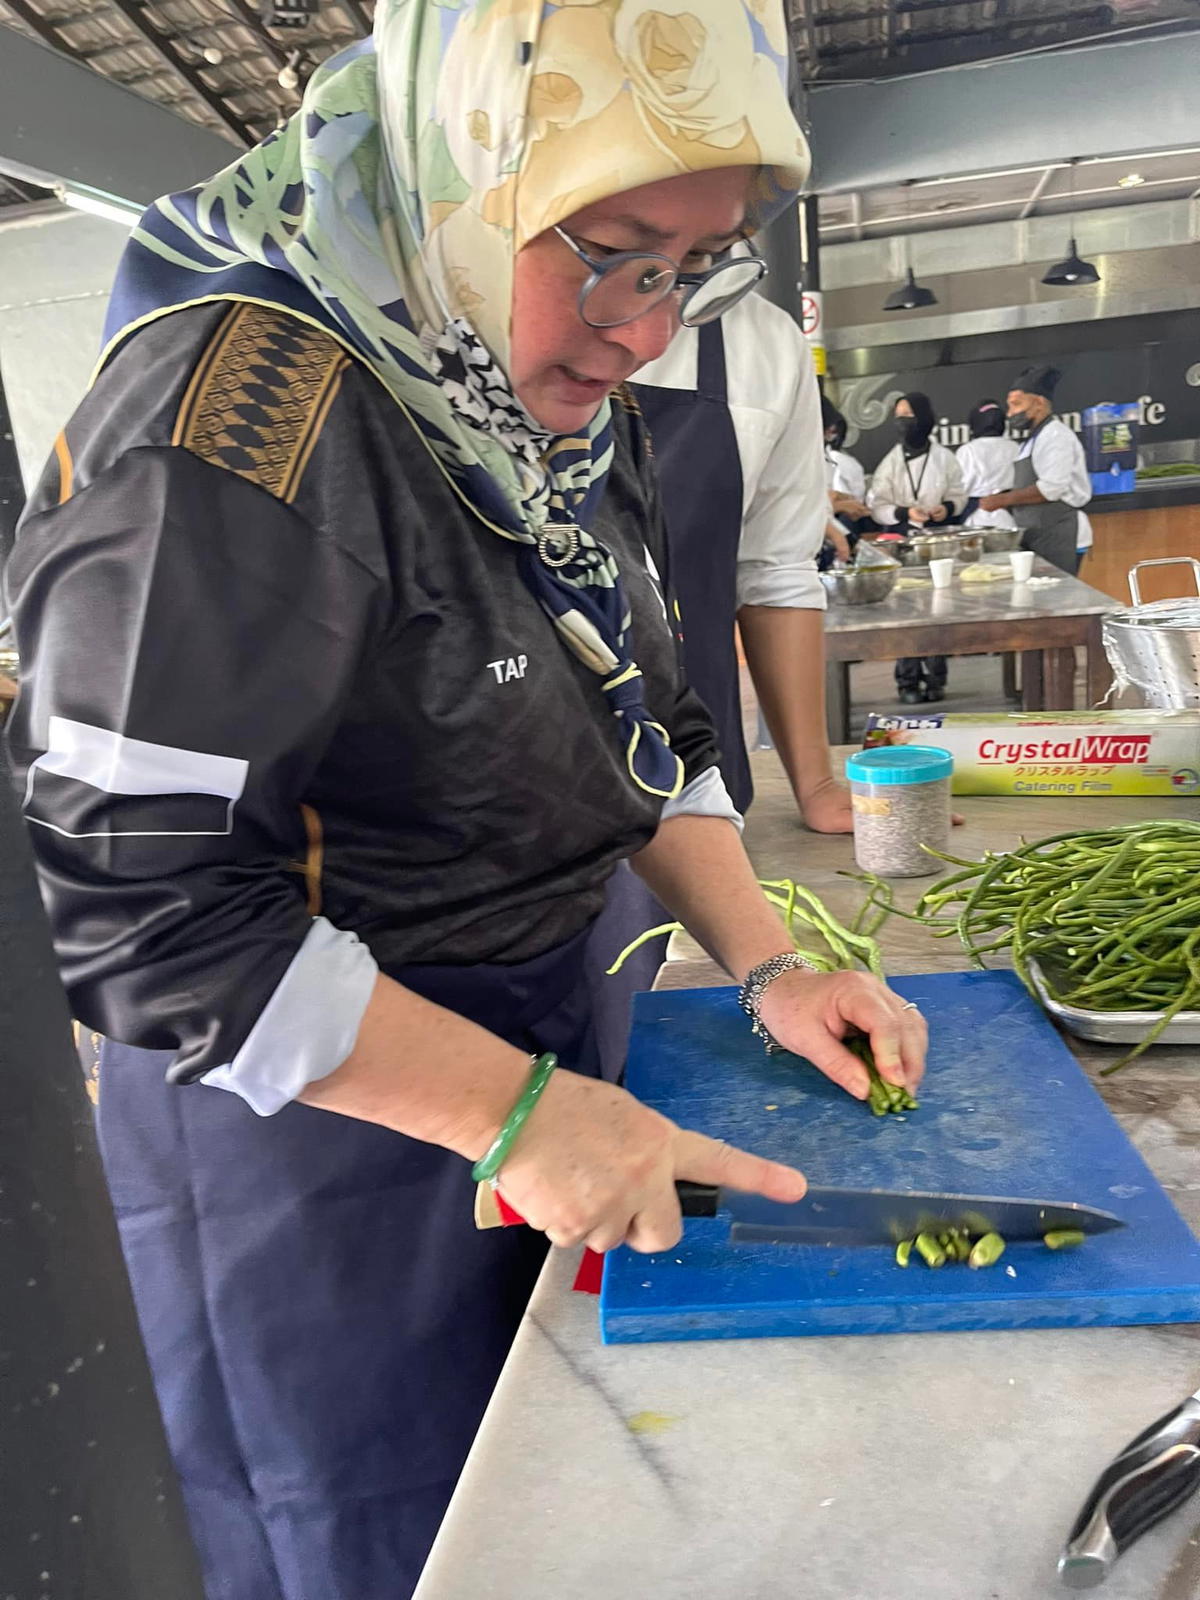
[{"x1": 1029, "y1": 960, "x2": 1200, "y2": 1047}]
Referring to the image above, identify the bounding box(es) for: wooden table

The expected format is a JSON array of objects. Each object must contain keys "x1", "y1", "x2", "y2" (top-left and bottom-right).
[
  {"x1": 414, "y1": 757, "x2": 1200, "y2": 1600},
  {"x1": 823, "y1": 558, "x2": 1116, "y2": 742}
]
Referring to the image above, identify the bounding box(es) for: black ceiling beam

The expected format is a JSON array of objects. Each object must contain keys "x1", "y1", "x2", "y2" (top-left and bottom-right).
[
  {"x1": 792, "y1": 0, "x2": 821, "y2": 72},
  {"x1": 222, "y1": 0, "x2": 292, "y2": 68},
  {"x1": 102, "y1": 0, "x2": 257, "y2": 145},
  {"x1": 331, "y1": 0, "x2": 372, "y2": 37},
  {"x1": 1, "y1": 0, "x2": 75, "y2": 53},
  {"x1": 0, "y1": 172, "x2": 48, "y2": 202}
]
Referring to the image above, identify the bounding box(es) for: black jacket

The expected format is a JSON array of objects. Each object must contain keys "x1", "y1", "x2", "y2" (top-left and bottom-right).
[{"x1": 6, "y1": 301, "x2": 717, "y2": 1081}]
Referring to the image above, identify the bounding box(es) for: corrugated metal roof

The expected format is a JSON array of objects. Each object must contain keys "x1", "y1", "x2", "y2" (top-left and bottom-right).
[
  {"x1": 0, "y1": 0, "x2": 1196, "y2": 228},
  {"x1": 788, "y1": 0, "x2": 1197, "y2": 79},
  {"x1": 0, "y1": 0, "x2": 368, "y2": 146}
]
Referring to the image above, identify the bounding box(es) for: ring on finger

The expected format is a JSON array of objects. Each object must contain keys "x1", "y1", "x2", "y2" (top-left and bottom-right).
[{"x1": 901, "y1": 1002, "x2": 921, "y2": 1014}]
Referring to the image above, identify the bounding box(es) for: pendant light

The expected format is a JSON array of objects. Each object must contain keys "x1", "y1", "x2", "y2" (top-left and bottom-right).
[
  {"x1": 883, "y1": 267, "x2": 938, "y2": 312},
  {"x1": 882, "y1": 182, "x2": 938, "y2": 312},
  {"x1": 1042, "y1": 159, "x2": 1101, "y2": 286}
]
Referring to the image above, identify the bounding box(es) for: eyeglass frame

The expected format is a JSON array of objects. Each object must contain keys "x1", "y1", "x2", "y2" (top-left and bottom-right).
[{"x1": 552, "y1": 225, "x2": 768, "y2": 330}]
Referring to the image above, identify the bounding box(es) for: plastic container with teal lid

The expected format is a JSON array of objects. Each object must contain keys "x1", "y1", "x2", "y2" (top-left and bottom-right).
[{"x1": 845, "y1": 745, "x2": 954, "y2": 877}]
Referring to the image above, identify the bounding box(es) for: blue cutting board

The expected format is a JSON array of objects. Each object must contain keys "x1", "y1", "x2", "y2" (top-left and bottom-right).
[{"x1": 600, "y1": 971, "x2": 1200, "y2": 1344}]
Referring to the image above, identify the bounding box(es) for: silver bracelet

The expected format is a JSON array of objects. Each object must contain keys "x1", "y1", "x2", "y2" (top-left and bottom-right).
[{"x1": 738, "y1": 951, "x2": 820, "y2": 1055}]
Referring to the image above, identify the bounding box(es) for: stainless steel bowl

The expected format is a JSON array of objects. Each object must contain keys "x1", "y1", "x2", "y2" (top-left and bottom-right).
[
  {"x1": 866, "y1": 530, "x2": 985, "y2": 567},
  {"x1": 977, "y1": 525, "x2": 1023, "y2": 553},
  {"x1": 820, "y1": 564, "x2": 899, "y2": 606}
]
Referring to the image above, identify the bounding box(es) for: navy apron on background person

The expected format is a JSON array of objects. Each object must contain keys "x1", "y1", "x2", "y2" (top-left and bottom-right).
[
  {"x1": 631, "y1": 321, "x2": 749, "y2": 811},
  {"x1": 580, "y1": 324, "x2": 748, "y2": 1083},
  {"x1": 92, "y1": 930, "x2": 602, "y2": 1600}
]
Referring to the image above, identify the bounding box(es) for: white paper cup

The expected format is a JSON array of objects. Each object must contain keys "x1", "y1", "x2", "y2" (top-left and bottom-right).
[
  {"x1": 1009, "y1": 549, "x2": 1034, "y2": 582},
  {"x1": 929, "y1": 557, "x2": 955, "y2": 590}
]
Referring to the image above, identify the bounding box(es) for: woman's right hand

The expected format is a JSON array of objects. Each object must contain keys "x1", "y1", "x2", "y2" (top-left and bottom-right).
[{"x1": 494, "y1": 1071, "x2": 807, "y2": 1256}]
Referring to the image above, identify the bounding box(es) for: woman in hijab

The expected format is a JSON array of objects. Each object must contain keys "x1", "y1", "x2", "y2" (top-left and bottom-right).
[
  {"x1": 822, "y1": 397, "x2": 868, "y2": 505},
  {"x1": 868, "y1": 391, "x2": 967, "y2": 703},
  {"x1": 5, "y1": 3, "x2": 925, "y2": 1596}
]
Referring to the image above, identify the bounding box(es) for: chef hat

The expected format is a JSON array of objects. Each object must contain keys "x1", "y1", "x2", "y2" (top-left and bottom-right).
[{"x1": 1010, "y1": 365, "x2": 1062, "y2": 400}]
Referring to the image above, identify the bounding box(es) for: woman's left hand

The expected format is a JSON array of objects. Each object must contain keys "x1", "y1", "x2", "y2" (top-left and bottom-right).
[
  {"x1": 798, "y1": 775, "x2": 854, "y2": 834},
  {"x1": 755, "y1": 967, "x2": 926, "y2": 1101},
  {"x1": 929, "y1": 503, "x2": 948, "y2": 522}
]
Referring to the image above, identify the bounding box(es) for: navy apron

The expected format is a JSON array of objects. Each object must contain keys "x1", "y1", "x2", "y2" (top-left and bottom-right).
[
  {"x1": 580, "y1": 325, "x2": 748, "y2": 1086},
  {"x1": 631, "y1": 321, "x2": 749, "y2": 811},
  {"x1": 92, "y1": 930, "x2": 602, "y2": 1600}
]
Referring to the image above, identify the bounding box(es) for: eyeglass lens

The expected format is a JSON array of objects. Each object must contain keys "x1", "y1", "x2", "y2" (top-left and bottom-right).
[
  {"x1": 679, "y1": 258, "x2": 764, "y2": 327},
  {"x1": 580, "y1": 251, "x2": 763, "y2": 330}
]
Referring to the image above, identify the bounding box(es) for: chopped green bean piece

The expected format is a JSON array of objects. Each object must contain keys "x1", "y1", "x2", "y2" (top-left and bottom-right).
[
  {"x1": 968, "y1": 1232, "x2": 1006, "y2": 1269},
  {"x1": 916, "y1": 1232, "x2": 946, "y2": 1268},
  {"x1": 1043, "y1": 1229, "x2": 1086, "y2": 1250},
  {"x1": 895, "y1": 1239, "x2": 913, "y2": 1268}
]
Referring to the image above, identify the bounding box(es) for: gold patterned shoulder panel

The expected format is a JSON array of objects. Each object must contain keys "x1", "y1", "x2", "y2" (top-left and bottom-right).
[{"x1": 172, "y1": 303, "x2": 350, "y2": 503}]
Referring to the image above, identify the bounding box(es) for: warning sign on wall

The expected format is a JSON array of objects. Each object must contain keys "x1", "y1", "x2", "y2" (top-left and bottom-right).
[{"x1": 801, "y1": 290, "x2": 826, "y2": 377}]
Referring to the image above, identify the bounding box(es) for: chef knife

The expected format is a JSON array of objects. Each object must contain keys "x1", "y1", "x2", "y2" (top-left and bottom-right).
[
  {"x1": 675, "y1": 1181, "x2": 1125, "y2": 1246},
  {"x1": 475, "y1": 1179, "x2": 1124, "y2": 1245},
  {"x1": 1059, "y1": 1388, "x2": 1200, "y2": 1589}
]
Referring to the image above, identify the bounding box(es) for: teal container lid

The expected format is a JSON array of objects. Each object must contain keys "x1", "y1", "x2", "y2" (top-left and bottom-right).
[{"x1": 845, "y1": 745, "x2": 954, "y2": 786}]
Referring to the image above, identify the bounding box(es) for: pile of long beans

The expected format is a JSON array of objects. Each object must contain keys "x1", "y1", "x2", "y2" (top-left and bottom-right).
[
  {"x1": 858, "y1": 819, "x2": 1200, "y2": 1074},
  {"x1": 608, "y1": 879, "x2": 917, "y2": 1114}
]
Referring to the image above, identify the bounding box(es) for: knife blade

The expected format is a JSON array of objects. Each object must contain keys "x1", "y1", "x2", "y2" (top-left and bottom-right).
[
  {"x1": 1058, "y1": 1387, "x2": 1200, "y2": 1589},
  {"x1": 676, "y1": 1181, "x2": 1125, "y2": 1246}
]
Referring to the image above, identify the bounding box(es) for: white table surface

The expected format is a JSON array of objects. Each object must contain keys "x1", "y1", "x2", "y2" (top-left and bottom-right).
[{"x1": 414, "y1": 772, "x2": 1200, "y2": 1600}]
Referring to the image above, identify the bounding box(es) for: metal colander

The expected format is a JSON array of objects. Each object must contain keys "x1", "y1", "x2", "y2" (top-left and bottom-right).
[{"x1": 1102, "y1": 558, "x2": 1200, "y2": 709}]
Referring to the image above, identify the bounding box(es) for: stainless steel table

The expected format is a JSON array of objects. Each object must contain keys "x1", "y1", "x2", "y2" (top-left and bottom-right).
[
  {"x1": 823, "y1": 560, "x2": 1116, "y2": 741},
  {"x1": 414, "y1": 758, "x2": 1200, "y2": 1600}
]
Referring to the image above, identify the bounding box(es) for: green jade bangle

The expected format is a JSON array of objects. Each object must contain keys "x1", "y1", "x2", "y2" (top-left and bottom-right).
[{"x1": 471, "y1": 1051, "x2": 559, "y2": 1184}]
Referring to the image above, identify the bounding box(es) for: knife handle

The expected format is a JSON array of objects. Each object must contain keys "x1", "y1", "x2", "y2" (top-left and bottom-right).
[
  {"x1": 1059, "y1": 1396, "x2": 1200, "y2": 1589},
  {"x1": 675, "y1": 1181, "x2": 719, "y2": 1217},
  {"x1": 475, "y1": 1180, "x2": 720, "y2": 1229}
]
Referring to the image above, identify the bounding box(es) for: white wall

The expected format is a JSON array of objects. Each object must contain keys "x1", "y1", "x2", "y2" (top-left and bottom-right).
[{"x1": 0, "y1": 208, "x2": 128, "y2": 488}]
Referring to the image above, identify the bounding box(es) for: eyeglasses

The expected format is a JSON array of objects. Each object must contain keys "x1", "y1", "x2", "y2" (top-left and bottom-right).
[{"x1": 553, "y1": 226, "x2": 767, "y2": 330}]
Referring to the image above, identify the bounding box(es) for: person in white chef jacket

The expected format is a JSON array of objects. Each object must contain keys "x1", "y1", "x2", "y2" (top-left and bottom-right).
[
  {"x1": 823, "y1": 399, "x2": 868, "y2": 503},
  {"x1": 957, "y1": 399, "x2": 1020, "y2": 530},
  {"x1": 978, "y1": 364, "x2": 1092, "y2": 575},
  {"x1": 630, "y1": 290, "x2": 853, "y2": 834},
  {"x1": 867, "y1": 392, "x2": 968, "y2": 704}
]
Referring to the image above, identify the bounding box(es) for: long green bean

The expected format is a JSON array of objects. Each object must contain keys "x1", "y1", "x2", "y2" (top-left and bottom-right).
[{"x1": 890, "y1": 821, "x2": 1200, "y2": 1073}]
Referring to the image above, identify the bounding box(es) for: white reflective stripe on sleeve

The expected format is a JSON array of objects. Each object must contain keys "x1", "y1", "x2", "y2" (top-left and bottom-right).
[
  {"x1": 35, "y1": 716, "x2": 248, "y2": 799},
  {"x1": 202, "y1": 916, "x2": 379, "y2": 1116},
  {"x1": 660, "y1": 765, "x2": 744, "y2": 833}
]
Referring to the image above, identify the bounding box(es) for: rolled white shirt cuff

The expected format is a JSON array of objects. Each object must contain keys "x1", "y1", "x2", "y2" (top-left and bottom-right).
[
  {"x1": 661, "y1": 765, "x2": 744, "y2": 833},
  {"x1": 202, "y1": 916, "x2": 379, "y2": 1116},
  {"x1": 736, "y1": 561, "x2": 827, "y2": 610},
  {"x1": 1035, "y1": 477, "x2": 1083, "y2": 506}
]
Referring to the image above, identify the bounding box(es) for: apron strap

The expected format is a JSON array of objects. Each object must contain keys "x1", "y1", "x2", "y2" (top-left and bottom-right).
[{"x1": 696, "y1": 321, "x2": 729, "y2": 404}]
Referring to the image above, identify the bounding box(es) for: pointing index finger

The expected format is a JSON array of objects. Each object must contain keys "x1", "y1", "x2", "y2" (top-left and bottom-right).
[{"x1": 673, "y1": 1129, "x2": 807, "y2": 1206}]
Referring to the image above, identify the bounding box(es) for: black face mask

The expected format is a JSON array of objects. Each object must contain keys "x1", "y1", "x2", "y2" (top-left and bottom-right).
[
  {"x1": 1009, "y1": 410, "x2": 1029, "y2": 431},
  {"x1": 895, "y1": 417, "x2": 923, "y2": 447}
]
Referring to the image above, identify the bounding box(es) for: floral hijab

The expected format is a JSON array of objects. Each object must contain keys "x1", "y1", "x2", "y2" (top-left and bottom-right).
[{"x1": 104, "y1": 0, "x2": 810, "y2": 796}]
